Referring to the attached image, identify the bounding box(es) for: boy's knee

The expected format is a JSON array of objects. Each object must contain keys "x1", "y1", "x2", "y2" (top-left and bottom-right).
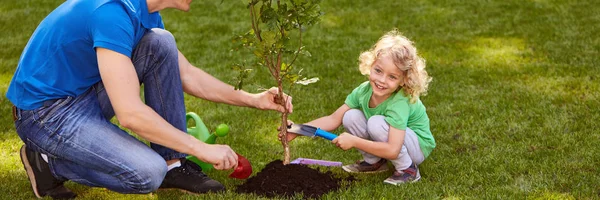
[
  {"x1": 342, "y1": 109, "x2": 365, "y2": 128},
  {"x1": 366, "y1": 115, "x2": 388, "y2": 135}
]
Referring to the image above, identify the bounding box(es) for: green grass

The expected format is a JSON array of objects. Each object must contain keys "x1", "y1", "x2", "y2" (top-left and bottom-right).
[{"x1": 1, "y1": 0, "x2": 599, "y2": 199}]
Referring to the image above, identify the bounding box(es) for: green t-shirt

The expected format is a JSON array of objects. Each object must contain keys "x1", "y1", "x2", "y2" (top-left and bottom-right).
[{"x1": 344, "y1": 81, "x2": 436, "y2": 158}]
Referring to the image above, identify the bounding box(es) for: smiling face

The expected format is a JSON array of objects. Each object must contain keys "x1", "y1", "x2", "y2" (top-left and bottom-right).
[{"x1": 368, "y1": 53, "x2": 404, "y2": 101}]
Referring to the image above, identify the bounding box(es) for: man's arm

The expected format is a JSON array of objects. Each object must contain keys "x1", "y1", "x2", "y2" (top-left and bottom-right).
[
  {"x1": 177, "y1": 51, "x2": 292, "y2": 113},
  {"x1": 96, "y1": 48, "x2": 237, "y2": 170}
]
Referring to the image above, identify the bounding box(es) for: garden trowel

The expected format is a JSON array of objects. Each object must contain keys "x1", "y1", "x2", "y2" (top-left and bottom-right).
[
  {"x1": 287, "y1": 124, "x2": 338, "y2": 141},
  {"x1": 229, "y1": 153, "x2": 252, "y2": 179}
]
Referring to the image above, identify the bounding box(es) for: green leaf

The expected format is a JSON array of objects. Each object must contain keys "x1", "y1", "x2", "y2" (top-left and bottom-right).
[
  {"x1": 261, "y1": 30, "x2": 278, "y2": 47},
  {"x1": 281, "y1": 62, "x2": 292, "y2": 71},
  {"x1": 295, "y1": 77, "x2": 320, "y2": 85},
  {"x1": 253, "y1": 49, "x2": 264, "y2": 58},
  {"x1": 285, "y1": 74, "x2": 300, "y2": 84}
]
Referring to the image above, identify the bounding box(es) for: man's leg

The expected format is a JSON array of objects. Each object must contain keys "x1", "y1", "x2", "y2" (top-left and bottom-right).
[
  {"x1": 95, "y1": 28, "x2": 224, "y2": 193},
  {"x1": 96, "y1": 28, "x2": 187, "y2": 160},
  {"x1": 15, "y1": 89, "x2": 167, "y2": 195}
]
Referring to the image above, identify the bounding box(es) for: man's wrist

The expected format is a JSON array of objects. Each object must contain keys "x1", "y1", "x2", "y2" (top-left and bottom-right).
[
  {"x1": 186, "y1": 136, "x2": 207, "y2": 159},
  {"x1": 239, "y1": 90, "x2": 259, "y2": 108}
]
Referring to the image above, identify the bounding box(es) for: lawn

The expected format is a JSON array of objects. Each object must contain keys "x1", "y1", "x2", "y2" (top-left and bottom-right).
[{"x1": 1, "y1": 0, "x2": 599, "y2": 199}]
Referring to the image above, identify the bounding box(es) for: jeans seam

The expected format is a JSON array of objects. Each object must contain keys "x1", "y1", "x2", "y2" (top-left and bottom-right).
[
  {"x1": 61, "y1": 136, "x2": 149, "y2": 192},
  {"x1": 152, "y1": 70, "x2": 168, "y2": 122}
]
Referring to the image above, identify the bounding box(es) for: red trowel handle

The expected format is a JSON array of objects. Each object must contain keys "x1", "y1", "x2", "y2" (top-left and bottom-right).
[{"x1": 229, "y1": 153, "x2": 252, "y2": 179}]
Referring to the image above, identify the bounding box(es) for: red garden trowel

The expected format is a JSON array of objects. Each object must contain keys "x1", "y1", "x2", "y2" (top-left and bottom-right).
[
  {"x1": 287, "y1": 124, "x2": 338, "y2": 140},
  {"x1": 229, "y1": 153, "x2": 252, "y2": 179}
]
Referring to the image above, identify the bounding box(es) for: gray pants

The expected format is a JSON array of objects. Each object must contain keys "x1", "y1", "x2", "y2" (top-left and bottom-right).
[{"x1": 343, "y1": 109, "x2": 424, "y2": 171}]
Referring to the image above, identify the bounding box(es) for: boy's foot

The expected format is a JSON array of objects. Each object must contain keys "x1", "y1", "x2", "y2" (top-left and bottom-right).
[
  {"x1": 342, "y1": 159, "x2": 389, "y2": 173},
  {"x1": 383, "y1": 163, "x2": 421, "y2": 185},
  {"x1": 20, "y1": 145, "x2": 77, "y2": 199},
  {"x1": 159, "y1": 158, "x2": 225, "y2": 194}
]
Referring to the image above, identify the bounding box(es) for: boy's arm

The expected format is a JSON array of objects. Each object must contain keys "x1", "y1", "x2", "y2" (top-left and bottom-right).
[
  {"x1": 336, "y1": 127, "x2": 404, "y2": 160},
  {"x1": 283, "y1": 104, "x2": 350, "y2": 142},
  {"x1": 304, "y1": 104, "x2": 351, "y2": 131}
]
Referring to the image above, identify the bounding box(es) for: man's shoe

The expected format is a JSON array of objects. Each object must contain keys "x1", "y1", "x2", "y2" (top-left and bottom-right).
[
  {"x1": 342, "y1": 159, "x2": 389, "y2": 173},
  {"x1": 383, "y1": 163, "x2": 421, "y2": 185},
  {"x1": 159, "y1": 158, "x2": 225, "y2": 194},
  {"x1": 20, "y1": 145, "x2": 77, "y2": 199}
]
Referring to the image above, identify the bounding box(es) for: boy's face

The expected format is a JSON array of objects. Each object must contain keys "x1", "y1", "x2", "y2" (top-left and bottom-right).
[{"x1": 368, "y1": 54, "x2": 403, "y2": 99}]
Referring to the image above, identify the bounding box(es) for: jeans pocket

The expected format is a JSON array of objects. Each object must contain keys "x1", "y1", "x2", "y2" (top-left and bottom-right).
[{"x1": 33, "y1": 97, "x2": 73, "y2": 132}]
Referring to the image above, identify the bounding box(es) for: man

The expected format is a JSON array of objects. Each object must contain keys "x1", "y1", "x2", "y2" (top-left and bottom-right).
[{"x1": 7, "y1": 0, "x2": 292, "y2": 198}]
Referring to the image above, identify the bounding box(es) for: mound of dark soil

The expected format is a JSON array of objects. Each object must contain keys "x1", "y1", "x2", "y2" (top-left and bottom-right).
[{"x1": 236, "y1": 160, "x2": 356, "y2": 199}]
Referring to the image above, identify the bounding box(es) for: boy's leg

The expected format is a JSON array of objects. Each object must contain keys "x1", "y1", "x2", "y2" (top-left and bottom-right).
[
  {"x1": 342, "y1": 109, "x2": 378, "y2": 163},
  {"x1": 15, "y1": 89, "x2": 167, "y2": 195},
  {"x1": 342, "y1": 109, "x2": 388, "y2": 173},
  {"x1": 402, "y1": 128, "x2": 425, "y2": 165},
  {"x1": 366, "y1": 116, "x2": 424, "y2": 170},
  {"x1": 366, "y1": 116, "x2": 425, "y2": 184}
]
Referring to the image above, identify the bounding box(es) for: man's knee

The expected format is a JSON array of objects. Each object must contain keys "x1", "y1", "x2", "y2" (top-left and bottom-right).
[
  {"x1": 141, "y1": 28, "x2": 177, "y2": 54},
  {"x1": 120, "y1": 158, "x2": 167, "y2": 194}
]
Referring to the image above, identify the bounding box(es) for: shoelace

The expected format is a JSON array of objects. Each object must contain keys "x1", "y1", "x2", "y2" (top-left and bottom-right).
[{"x1": 179, "y1": 160, "x2": 207, "y2": 177}]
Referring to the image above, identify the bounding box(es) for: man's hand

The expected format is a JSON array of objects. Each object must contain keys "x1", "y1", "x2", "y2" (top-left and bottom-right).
[
  {"x1": 254, "y1": 87, "x2": 293, "y2": 113},
  {"x1": 332, "y1": 132, "x2": 357, "y2": 150},
  {"x1": 198, "y1": 144, "x2": 238, "y2": 170}
]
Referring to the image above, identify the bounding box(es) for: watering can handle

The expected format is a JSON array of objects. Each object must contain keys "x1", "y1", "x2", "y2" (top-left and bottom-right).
[
  {"x1": 186, "y1": 112, "x2": 210, "y2": 142},
  {"x1": 186, "y1": 112, "x2": 201, "y2": 124}
]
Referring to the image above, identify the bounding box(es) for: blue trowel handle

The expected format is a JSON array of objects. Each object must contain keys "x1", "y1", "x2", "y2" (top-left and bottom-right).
[{"x1": 315, "y1": 128, "x2": 337, "y2": 141}]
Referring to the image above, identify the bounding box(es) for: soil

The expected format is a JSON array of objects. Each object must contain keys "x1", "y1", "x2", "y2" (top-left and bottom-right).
[{"x1": 236, "y1": 160, "x2": 356, "y2": 199}]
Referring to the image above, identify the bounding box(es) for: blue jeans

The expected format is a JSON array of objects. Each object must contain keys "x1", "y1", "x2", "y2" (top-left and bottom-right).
[{"x1": 13, "y1": 29, "x2": 187, "y2": 194}]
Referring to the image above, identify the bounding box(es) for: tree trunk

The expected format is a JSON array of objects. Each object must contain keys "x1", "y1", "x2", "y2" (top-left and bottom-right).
[
  {"x1": 280, "y1": 110, "x2": 290, "y2": 164},
  {"x1": 274, "y1": 84, "x2": 290, "y2": 164}
]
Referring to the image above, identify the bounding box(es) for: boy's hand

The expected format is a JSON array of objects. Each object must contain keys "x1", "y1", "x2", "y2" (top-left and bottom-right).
[
  {"x1": 277, "y1": 120, "x2": 299, "y2": 142},
  {"x1": 332, "y1": 132, "x2": 356, "y2": 150}
]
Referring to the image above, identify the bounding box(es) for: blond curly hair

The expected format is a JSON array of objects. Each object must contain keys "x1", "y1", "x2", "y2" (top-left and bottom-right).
[{"x1": 358, "y1": 29, "x2": 432, "y2": 103}]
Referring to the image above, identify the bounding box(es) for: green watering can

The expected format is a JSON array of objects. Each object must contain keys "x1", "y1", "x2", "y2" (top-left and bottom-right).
[{"x1": 185, "y1": 112, "x2": 229, "y2": 171}]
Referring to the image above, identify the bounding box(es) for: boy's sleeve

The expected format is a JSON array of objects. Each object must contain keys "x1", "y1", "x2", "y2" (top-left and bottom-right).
[
  {"x1": 385, "y1": 101, "x2": 410, "y2": 130},
  {"x1": 344, "y1": 85, "x2": 362, "y2": 109},
  {"x1": 89, "y1": 3, "x2": 135, "y2": 57}
]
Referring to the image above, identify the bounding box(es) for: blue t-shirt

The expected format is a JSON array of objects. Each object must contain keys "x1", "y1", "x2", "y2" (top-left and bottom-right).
[{"x1": 7, "y1": 0, "x2": 164, "y2": 110}]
